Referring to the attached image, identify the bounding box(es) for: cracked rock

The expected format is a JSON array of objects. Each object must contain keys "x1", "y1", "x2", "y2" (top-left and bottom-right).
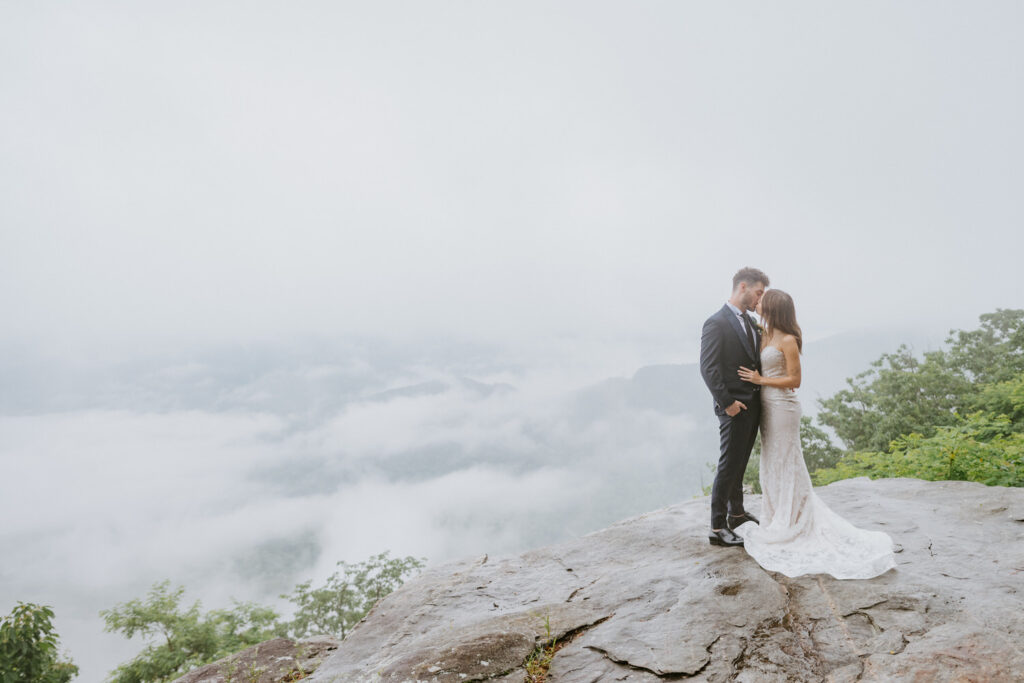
[
  {"x1": 298, "y1": 478, "x2": 1024, "y2": 683},
  {"x1": 173, "y1": 636, "x2": 340, "y2": 683}
]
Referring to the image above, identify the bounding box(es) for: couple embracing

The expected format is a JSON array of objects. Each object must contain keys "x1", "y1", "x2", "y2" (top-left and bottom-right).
[{"x1": 700, "y1": 268, "x2": 895, "y2": 580}]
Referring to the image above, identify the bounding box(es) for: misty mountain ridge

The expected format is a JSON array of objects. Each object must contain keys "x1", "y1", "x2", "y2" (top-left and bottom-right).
[{"x1": 0, "y1": 324, "x2": 945, "y2": 418}]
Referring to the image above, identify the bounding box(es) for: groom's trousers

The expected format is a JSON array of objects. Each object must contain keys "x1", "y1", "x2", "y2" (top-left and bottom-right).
[{"x1": 710, "y1": 398, "x2": 761, "y2": 530}]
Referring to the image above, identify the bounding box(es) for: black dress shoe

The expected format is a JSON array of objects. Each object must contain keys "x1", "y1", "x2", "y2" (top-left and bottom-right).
[
  {"x1": 708, "y1": 528, "x2": 744, "y2": 547},
  {"x1": 727, "y1": 512, "x2": 759, "y2": 530}
]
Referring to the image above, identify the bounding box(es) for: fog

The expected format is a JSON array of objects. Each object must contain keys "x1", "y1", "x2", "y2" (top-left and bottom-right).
[
  {"x1": 2, "y1": 1, "x2": 1022, "y2": 680},
  {"x1": 1, "y1": 341, "x2": 717, "y2": 678},
  {"x1": 3, "y1": 1, "x2": 1022, "y2": 353},
  {"x1": 0, "y1": 328, "x2": 948, "y2": 679}
]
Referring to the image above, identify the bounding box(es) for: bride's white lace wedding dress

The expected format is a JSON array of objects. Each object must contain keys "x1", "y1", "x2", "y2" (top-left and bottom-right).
[{"x1": 736, "y1": 346, "x2": 896, "y2": 579}]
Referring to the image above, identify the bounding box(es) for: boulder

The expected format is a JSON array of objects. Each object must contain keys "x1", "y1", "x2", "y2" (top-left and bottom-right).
[
  {"x1": 303, "y1": 478, "x2": 1024, "y2": 682},
  {"x1": 173, "y1": 635, "x2": 339, "y2": 683}
]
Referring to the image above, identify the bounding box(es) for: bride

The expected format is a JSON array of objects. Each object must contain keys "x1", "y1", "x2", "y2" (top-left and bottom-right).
[{"x1": 735, "y1": 289, "x2": 896, "y2": 580}]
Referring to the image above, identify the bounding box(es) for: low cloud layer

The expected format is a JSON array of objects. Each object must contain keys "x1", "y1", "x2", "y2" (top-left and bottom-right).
[
  {"x1": 0, "y1": 339, "x2": 717, "y2": 680},
  {"x1": 0, "y1": 321, "x2": 951, "y2": 680}
]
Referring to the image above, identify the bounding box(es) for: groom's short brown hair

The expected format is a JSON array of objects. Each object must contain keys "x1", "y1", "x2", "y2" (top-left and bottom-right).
[{"x1": 732, "y1": 267, "x2": 770, "y2": 290}]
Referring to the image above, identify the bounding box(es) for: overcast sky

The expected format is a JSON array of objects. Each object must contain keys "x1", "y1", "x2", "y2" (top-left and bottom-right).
[
  {"x1": 2, "y1": 2, "x2": 1024, "y2": 680},
  {"x1": 3, "y1": 1, "x2": 1022, "y2": 361}
]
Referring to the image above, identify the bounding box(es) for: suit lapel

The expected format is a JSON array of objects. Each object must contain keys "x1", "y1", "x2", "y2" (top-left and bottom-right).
[{"x1": 721, "y1": 305, "x2": 756, "y2": 362}]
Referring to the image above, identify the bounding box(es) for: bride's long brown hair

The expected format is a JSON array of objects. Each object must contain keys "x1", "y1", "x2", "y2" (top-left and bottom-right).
[{"x1": 760, "y1": 289, "x2": 803, "y2": 353}]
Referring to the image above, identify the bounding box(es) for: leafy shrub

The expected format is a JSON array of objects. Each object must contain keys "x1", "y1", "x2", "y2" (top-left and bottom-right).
[
  {"x1": 813, "y1": 412, "x2": 1024, "y2": 488},
  {"x1": 100, "y1": 581, "x2": 285, "y2": 683},
  {"x1": 282, "y1": 551, "x2": 425, "y2": 639},
  {"x1": 0, "y1": 602, "x2": 78, "y2": 683}
]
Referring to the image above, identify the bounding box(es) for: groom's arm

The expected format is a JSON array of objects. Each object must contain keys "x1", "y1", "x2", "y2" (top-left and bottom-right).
[{"x1": 700, "y1": 317, "x2": 734, "y2": 410}]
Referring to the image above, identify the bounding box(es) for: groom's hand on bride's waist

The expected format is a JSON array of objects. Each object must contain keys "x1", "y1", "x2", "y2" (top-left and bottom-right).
[{"x1": 725, "y1": 400, "x2": 747, "y2": 416}]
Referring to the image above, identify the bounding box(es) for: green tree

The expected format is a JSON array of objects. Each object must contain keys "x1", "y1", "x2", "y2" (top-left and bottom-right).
[
  {"x1": 0, "y1": 602, "x2": 78, "y2": 683},
  {"x1": 969, "y1": 371, "x2": 1024, "y2": 427},
  {"x1": 810, "y1": 310, "x2": 1024, "y2": 489},
  {"x1": 816, "y1": 346, "x2": 969, "y2": 453},
  {"x1": 100, "y1": 581, "x2": 284, "y2": 683},
  {"x1": 944, "y1": 308, "x2": 1024, "y2": 385},
  {"x1": 283, "y1": 552, "x2": 425, "y2": 639},
  {"x1": 816, "y1": 309, "x2": 1024, "y2": 454},
  {"x1": 815, "y1": 365, "x2": 1024, "y2": 488}
]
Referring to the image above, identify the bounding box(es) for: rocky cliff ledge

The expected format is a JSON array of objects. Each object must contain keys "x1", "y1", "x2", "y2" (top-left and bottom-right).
[{"x1": 183, "y1": 478, "x2": 1024, "y2": 682}]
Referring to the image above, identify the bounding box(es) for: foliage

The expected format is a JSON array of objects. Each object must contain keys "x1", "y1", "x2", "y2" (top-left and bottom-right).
[
  {"x1": 816, "y1": 345, "x2": 970, "y2": 453},
  {"x1": 813, "y1": 313, "x2": 1024, "y2": 490},
  {"x1": 103, "y1": 551, "x2": 426, "y2": 682},
  {"x1": 207, "y1": 601, "x2": 285, "y2": 659},
  {"x1": 282, "y1": 552, "x2": 425, "y2": 640},
  {"x1": 817, "y1": 309, "x2": 1024, "y2": 453},
  {"x1": 0, "y1": 602, "x2": 78, "y2": 683},
  {"x1": 969, "y1": 372, "x2": 1024, "y2": 427},
  {"x1": 812, "y1": 411, "x2": 1024, "y2": 488},
  {"x1": 100, "y1": 581, "x2": 285, "y2": 683},
  {"x1": 943, "y1": 308, "x2": 1024, "y2": 385}
]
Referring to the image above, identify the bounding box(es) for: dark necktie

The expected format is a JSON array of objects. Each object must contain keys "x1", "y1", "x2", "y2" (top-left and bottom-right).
[{"x1": 741, "y1": 314, "x2": 756, "y2": 355}]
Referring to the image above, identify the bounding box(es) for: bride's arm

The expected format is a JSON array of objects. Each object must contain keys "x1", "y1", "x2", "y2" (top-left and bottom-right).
[{"x1": 737, "y1": 335, "x2": 802, "y2": 389}]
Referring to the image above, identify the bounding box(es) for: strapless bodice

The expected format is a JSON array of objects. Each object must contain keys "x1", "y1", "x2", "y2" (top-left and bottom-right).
[
  {"x1": 760, "y1": 346, "x2": 797, "y2": 402},
  {"x1": 760, "y1": 346, "x2": 787, "y2": 378}
]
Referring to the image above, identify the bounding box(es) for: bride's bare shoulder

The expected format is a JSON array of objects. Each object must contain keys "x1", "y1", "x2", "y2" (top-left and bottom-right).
[{"x1": 779, "y1": 334, "x2": 799, "y2": 350}]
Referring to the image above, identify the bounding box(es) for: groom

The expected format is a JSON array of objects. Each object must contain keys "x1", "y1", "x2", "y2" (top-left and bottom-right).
[{"x1": 700, "y1": 267, "x2": 769, "y2": 547}]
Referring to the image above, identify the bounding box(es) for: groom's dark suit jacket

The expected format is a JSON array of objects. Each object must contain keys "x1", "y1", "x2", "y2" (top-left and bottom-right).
[{"x1": 700, "y1": 304, "x2": 762, "y2": 413}]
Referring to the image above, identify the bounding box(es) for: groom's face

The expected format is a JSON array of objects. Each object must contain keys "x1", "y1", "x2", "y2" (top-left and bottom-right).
[{"x1": 740, "y1": 281, "x2": 766, "y2": 312}]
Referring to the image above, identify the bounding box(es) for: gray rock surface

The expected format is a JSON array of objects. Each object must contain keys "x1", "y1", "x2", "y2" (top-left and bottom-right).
[
  {"x1": 304, "y1": 478, "x2": 1024, "y2": 682},
  {"x1": 173, "y1": 635, "x2": 339, "y2": 683}
]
